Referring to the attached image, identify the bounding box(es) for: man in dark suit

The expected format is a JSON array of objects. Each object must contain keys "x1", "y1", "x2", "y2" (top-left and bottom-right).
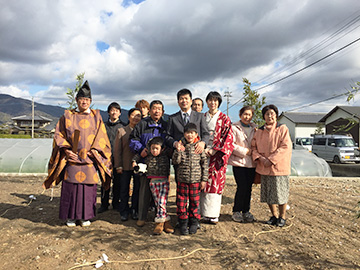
[{"x1": 168, "y1": 88, "x2": 209, "y2": 155}]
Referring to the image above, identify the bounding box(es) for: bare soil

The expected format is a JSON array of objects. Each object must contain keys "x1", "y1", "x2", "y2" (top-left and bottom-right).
[{"x1": 0, "y1": 175, "x2": 359, "y2": 270}]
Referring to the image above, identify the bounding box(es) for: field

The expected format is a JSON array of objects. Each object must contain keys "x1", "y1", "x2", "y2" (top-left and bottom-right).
[{"x1": 0, "y1": 175, "x2": 359, "y2": 270}]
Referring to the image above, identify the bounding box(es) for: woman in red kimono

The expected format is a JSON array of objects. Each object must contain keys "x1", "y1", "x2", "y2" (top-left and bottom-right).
[{"x1": 200, "y1": 91, "x2": 234, "y2": 224}]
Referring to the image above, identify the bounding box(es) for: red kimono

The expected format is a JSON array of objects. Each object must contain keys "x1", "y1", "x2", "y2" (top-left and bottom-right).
[{"x1": 204, "y1": 111, "x2": 234, "y2": 194}]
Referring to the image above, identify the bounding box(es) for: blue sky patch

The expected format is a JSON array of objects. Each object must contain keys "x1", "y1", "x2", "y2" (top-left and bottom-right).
[
  {"x1": 122, "y1": 0, "x2": 145, "y2": 8},
  {"x1": 96, "y1": 41, "x2": 110, "y2": 53}
]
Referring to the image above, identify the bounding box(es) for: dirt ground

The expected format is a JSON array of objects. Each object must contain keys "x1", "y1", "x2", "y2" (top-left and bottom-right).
[{"x1": 0, "y1": 175, "x2": 359, "y2": 270}]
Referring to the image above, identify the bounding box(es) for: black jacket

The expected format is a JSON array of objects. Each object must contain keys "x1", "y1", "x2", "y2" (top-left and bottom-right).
[{"x1": 105, "y1": 119, "x2": 125, "y2": 153}]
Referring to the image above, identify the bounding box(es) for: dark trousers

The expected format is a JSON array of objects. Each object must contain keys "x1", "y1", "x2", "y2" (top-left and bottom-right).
[
  {"x1": 138, "y1": 174, "x2": 152, "y2": 221},
  {"x1": 101, "y1": 169, "x2": 121, "y2": 210},
  {"x1": 119, "y1": 170, "x2": 140, "y2": 215},
  {"x1": 232, "y1": 166, "x2": 255, "y2": 213}
]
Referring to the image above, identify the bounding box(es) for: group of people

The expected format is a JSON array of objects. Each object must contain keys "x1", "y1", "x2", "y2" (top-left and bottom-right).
[{"x1": 43, "y1": 81, "x2": 292, "y2": 235}]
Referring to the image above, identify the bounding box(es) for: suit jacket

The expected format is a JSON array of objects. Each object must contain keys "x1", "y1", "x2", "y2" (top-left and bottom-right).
[{"x1": 167, "y1": 110, "x2": 210, "y2": 145}]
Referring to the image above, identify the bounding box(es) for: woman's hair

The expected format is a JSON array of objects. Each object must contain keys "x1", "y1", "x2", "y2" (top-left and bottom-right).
[
  {"x1": 262, "y1": 104, "x2": 279, "y2": 119},
  {"x1": 128, "y1": 107, "x2": 141, "y2": 117},
  {"x1": 239, "y1": 105, "x2": 254, "y2": 116},
  {"x1": 135, "y1": 99, "x2": 150, "y2": 110},
  {"x1": 205, "y1": 91, "x2": 222, "y2": 107}
]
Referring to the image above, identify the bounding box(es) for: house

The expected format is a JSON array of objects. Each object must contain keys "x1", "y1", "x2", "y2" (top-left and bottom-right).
[
  {"x1": 319, "y1": 106, "x2": 360, "y2": 144},
  {"x1": 10, "y1": 115, "x2": 53, "y2": 135},
  {"x1": 278, "y1": 112, "x2": 326, "y2": 142}
]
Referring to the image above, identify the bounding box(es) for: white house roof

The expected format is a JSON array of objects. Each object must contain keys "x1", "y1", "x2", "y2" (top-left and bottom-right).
[
  {"x1": 11, "y1": 115, "x2": 53, "y2": 122},
  {"x1": 319, "y1": 106, "x2": 360, "y2": 122},
  {"x1": 279, "y1": 112, "x2": 325, "y2": 124}
]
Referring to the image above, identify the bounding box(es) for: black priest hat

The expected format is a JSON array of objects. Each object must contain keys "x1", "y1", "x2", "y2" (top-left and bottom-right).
[{"x1": 76, "y1": 80, "x2": 92, "y2": 99}]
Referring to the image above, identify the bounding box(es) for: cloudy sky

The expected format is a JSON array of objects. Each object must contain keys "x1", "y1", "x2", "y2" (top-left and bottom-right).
[{"x1": 1, "y1": 0, "x2": 360, "y2": 121}]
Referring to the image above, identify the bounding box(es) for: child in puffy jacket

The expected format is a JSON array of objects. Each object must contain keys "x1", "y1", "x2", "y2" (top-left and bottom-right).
[
  {"x1": 172, "y1": 123, "x2": 208, "y2": 235},
  {"x1": 132, "y1": 136, "x2": 174, "y2": 235}
]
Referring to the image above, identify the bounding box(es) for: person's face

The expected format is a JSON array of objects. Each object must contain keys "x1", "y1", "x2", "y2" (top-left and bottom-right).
[
  {"x1": 240, "y1": 109, "x2": 253, "y2": 125},
  {"x1": 192, "y1": 100, "x2": 203, "y2": 112},
  {"x1": 140, "y1": 107, "x2": 149, "y2": 118},
  {"x1": 184, "y1": 130, "x2": 197, "y2": 144},
  {"x1": 108, "y1": 107, "x2": 121, "y2": 122},
  {"x1": 206, "y1": 98, "x2": 219, "y2": 111},
  {"x1": 149, "y1": 104, "x2": 163, "y2": 121},
  {"x1": 264, "y1": 109, "x2": 277, "y2": 125},
  {"x1": 128, "y1": 110, "x2": 142, "y2": 127},
  {"x1": 76, "y1": 97, "x2": 91, "y2": 112},
  {"x1": 150, "y1": 144, "x2": 162, "y2": 157},
  {"x1": 178, "y1": 94, "x2": 192, "y2": 112}
]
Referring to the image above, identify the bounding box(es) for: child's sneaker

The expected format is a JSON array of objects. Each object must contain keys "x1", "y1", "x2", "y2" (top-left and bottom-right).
[
  {"x1": 66, "y1": 219, "x2": 76, "y2": 227},
  {"x1": 243, "y1": 212, "x2": 255, "y2": 222},
  {"x1": 189, "y1": 218, "x2": 199, "y2": 234},
  {"x1": 232, "y1": 212, "x2": 243, "y2": 223},
  {"x1": 179, "y1": 219, "x2": 189, "y2": 235},
  {"x1": 80, "y1": 220, "x2": 91, "y2": 227}
]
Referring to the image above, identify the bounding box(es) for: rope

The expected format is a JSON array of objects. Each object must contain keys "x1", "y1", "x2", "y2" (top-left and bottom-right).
[
  {"x1": 0, "y1": 189, "x2": 46, "y2": 217},
  {"x1": 67, "y1": 248, "x2": 218, "y2": 270},
  {"x1": 228, "y1": 214, "x2": 296, "y2": 245}
]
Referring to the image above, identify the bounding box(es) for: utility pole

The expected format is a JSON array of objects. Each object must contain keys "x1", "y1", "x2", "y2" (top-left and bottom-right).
[
  {"x1": 224, "y1": 91, "x2": 232, "y2": 116},
  {"x1": 31, "y1": 97, "x2": 34, "y2": 139}
]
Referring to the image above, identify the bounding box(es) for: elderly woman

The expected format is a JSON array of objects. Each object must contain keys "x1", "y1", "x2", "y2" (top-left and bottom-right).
[
  {"x1": 201, "y1": 91, "x2": 234, "y2": 224},
  {"x1": 251, "y1": 104, "x2": 292, "y2": 227},
  {"x1": 228, "y1": 106, "x2": 257, "y2": 223}
]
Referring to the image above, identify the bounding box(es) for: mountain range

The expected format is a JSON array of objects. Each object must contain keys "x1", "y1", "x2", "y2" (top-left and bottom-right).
[{"x1": 0, "y1": 94, "x2": 129, "y2": 128}]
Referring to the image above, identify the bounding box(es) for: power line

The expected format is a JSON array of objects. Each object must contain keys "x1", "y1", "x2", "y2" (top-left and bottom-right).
[
  {"x1": 255, "y1": 10, "x2": 360, "y2": 84},
  {"x1": 285, "y1": 88, "x2": 359, "y2": 112},
  {"x1": 228, "y1": 37, "x2": 360, "y2": 110},
  {"x1": 255, "y1": 37, "x2": 360, "y2": 91}
]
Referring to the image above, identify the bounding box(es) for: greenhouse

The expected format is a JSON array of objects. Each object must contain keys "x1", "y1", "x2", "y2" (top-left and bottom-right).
[
  {"x1": 0, "y1": 139, "x2": 332, "y2": 176},
  {"x1": 0, "y1": 139, "x2": 52, "y2": 173}
]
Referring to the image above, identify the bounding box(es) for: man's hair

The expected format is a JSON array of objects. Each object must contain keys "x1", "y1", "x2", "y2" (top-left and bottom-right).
[
  {"x1": 150, "y1": 100, "x2": 164, "y2": 111},
  {"x1": 107, "y1": 102, "x2": 121, "y2": 113},
  {"x1": 206, "y1": 91, "x2": 222, "y2": 107},
  {"x1": 128, "y1": 107, "x2": 141, "y2": 117},
  {"x1": 192, "y1": 97, "x2": 203, "y2": 106},
  {"x1": 177, "y1": 88, "x2": 192, "y2": 101},
  {"x1": 239, "y1": 105, "x2": 254, "y2": 116},
  {"x1": 135, "y1": 99, "x2": 150, "y2": 110},
  {"x1": 262, "y1": 104, "x2": 279, "y2": 119}
]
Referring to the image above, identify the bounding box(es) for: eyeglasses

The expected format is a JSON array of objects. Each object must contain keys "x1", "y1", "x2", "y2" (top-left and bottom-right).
[{"x1": 77, "y1": 97, "x2": 91, "y2": 102}]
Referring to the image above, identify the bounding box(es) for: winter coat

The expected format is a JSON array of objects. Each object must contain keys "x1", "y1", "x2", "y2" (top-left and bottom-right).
[
  {"x1": 172, "y1": 138, "x2": 208, "y2": 184},
  {"x1": 228, "y1": 121, "x2": 256, "y2": 168},
  {"x1": 251, "y1": 123, "x2": 292, "y2": 176},
  {"x1": 133, "y1": 148, "x2": 171, "y2": 178}
]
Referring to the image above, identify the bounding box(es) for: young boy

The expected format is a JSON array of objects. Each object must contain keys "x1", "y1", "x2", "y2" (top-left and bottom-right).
[
  {"x1": 172, "y1": 123, "x2": 208, "y2": 235},
  {"x1": 132, "y1": 136, "x2": 174, "y2": 235}
]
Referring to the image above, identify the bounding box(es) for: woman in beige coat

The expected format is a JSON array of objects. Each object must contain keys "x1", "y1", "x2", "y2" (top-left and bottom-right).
[{"x1": 251, "y1": 104, "x2": 292, "y2": 227}]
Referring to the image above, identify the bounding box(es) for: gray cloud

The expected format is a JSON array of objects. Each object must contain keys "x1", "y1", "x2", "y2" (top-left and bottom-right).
[{"x1": 0, "y1": 0, "x2": 360, "y2": 121}]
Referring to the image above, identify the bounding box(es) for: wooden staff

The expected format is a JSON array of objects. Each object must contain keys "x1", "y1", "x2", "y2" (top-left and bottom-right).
[{"x1": 72, "y1": 129, "x2": 80, "y2": 153}]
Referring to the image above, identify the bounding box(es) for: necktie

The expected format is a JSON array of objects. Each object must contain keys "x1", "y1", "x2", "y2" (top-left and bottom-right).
[{"x1": 183, "y1": 113, "x2": 189, "y2": 125}]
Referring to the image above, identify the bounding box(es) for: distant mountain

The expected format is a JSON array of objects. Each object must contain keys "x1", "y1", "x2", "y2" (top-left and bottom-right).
[
  {"x1": 0, "y1": 94, "x2": 171, "y2": 128},
  {"x1": 0, "y1": 94, "x2": 129, "y2": 128}
]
